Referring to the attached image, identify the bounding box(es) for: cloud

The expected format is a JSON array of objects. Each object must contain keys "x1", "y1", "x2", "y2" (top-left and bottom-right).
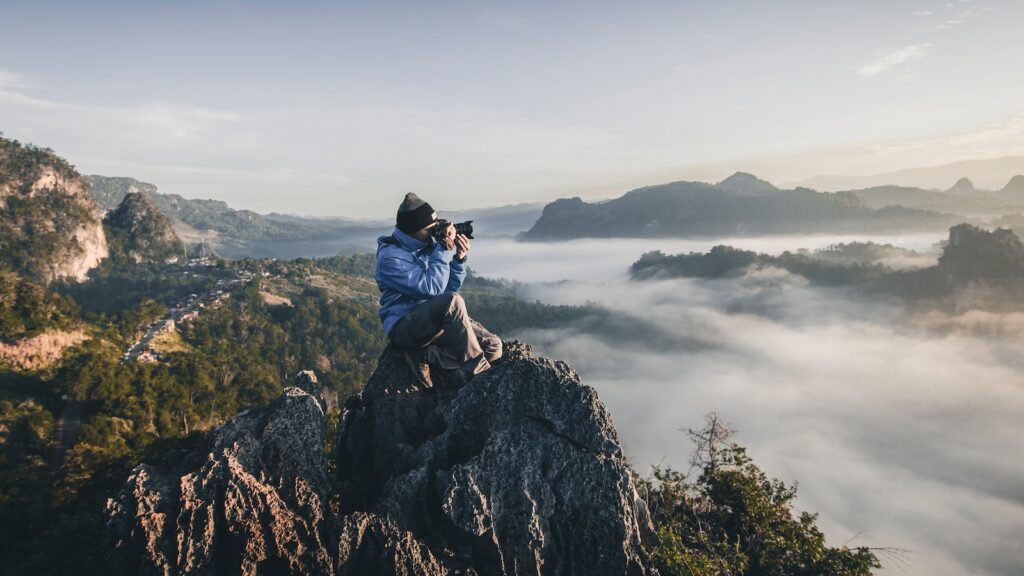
[
  {"x1": 856, "y1": 43, "x2": 933, "y2": 77},
  {"x1": 469, "y1": 235, "x2": 1024, "y2": 576},
  {"x1": 0, "y1": 77, "x2": 238, "y2": 143},
  {"x1": 863, "y1": 112, "x2": 1024, "y2": 161},
  {"x1": 934, "y1": 7, "x2": 986, "y2": 30},
  {"x1": 0, "y1": 68, "x2": 28, "y2": 90},
  {"x1": 134, "y1": 103, "x2": 239, "y2": 141}
]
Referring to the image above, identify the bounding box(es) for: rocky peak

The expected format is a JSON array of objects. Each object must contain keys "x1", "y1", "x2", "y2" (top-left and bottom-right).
[
  {"x1": 105, "y1": 343, "x2": 656, "y2": 575},
  {"x1": 718, "y1": 171, "x2": 778, "y2": 194},
  {"x1": 1001, "y1": 174, "x2": 1024, "y2": 195},
  {"x1": 104, "y1": 192, "x2": 185, "y2": 263},
  {"x1": 0, "y1": 137, "x2": 108, "y2": 282},
  {"x1": 946, "y1": 177, "x2": 977, "y2": 195}
]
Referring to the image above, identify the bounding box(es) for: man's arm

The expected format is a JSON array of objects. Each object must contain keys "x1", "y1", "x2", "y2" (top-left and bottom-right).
[
  {"x1": 445, "y1": 234, "x2": 469, "y2": 293},
  {"x1": 378, "y1": 243, "x2": 455, "y2": 298},
  {"x1": 446, "y1": 259, "x2": 466, "y2": 293}
]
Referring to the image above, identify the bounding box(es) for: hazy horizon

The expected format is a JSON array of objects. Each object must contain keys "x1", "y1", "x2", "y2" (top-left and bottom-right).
[{"x1": 3, "y1": 0, "x2": 1023, "y2": 217}]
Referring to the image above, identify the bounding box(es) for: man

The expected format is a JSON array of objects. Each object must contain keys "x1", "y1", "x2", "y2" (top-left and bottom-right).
[{"x1": 375, "y1": 193, "x2": 503, "y2": 389}]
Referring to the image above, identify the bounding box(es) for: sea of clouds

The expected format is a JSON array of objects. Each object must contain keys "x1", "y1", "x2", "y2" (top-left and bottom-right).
[{"x1": 468, "y1": 234, "x2": 1024, "y2": 576}]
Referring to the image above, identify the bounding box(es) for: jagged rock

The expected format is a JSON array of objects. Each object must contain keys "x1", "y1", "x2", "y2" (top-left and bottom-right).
[
  {"x1": 107, "y1": 347, "x2": 656, "y2": 575},
  {"x1": 105, "y1": 372, "x2": 334, "y2": 576},
  {"x1": 336, "y1": 512, "x2": 449, "y2": 576},
  {"x1": 336, "y1": 341, "x2": 656, "y2": 575}
]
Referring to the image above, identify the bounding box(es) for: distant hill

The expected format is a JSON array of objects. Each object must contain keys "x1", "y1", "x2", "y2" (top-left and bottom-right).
[
  {"x1": 0, "y1": 137, "x2": 109, "y2": 282},
  {"x1": 86, "y1": 176, "x2": 541, "y2": 258},
  {"x1": 630, "y1": 224, "x2": 1024, "y2": 310},
  {"x1": 946, "y1": 177, "x2": 977, "y2": 196},
  {"x1": 1001, "y1": 175, "x2": 1024, "y2": 195},
  {"x1": 520, "y1": 174, "x2": 963, "y2": 241},
  {"x1": 717, "y1": 171, "x2": 778, "y2": 194},
  {"x1": 104, "y1": 192, "x2": 186, "y2": 264},
  {"x1": 845, "y1": 176, "x2": 1024, "y2": 218},
  {"x1": 86, "y1": 175, "x2": 322, "y2": 240},
  {"x1": 797, "y1": 156, "x2": 1024, "y2": 192}
]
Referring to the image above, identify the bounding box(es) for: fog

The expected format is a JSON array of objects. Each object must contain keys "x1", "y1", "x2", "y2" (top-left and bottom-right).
[
  {"x1": 471, "y1": 233, "x2": 944, "y2": 283},
  {"x1": 468, "y1": 235, "x2": 1024, "y2": 576}
]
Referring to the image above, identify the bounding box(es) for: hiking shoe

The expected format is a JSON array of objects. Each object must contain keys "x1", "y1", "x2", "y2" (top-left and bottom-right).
[{"x1": 403, "y1": 349, "x2": 433, "y2": 390}]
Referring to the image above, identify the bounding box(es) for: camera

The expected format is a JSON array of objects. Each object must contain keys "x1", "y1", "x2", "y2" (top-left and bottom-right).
[{"x1": 431, "y1": 219, "x2": 475, "y2": 241}]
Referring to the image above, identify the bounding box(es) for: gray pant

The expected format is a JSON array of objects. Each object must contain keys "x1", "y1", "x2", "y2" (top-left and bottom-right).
[{"x1": 389, "y1": 292, "x2": 502, "y2": 375}]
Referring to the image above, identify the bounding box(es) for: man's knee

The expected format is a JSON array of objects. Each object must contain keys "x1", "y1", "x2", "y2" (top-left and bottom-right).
[
  {"x1": 441, "y1": 292, "x2": 466, "y2": 315},
  {"x1": 488, "y1": 338, "x2": 503, "y2": 362}
]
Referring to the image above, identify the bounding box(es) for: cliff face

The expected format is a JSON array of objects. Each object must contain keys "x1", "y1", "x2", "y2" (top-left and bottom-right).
[
  {"x1": 0, "y1": 138, "x2": 109, "y2": 282},
  {"x1": 105, "y1": 343, "x2": 656, "y2": 575}
]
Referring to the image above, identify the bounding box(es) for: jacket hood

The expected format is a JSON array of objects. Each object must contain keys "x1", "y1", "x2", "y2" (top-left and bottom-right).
[{"x1": 377, "y1": 227, "x2": 430, "y2": 254}]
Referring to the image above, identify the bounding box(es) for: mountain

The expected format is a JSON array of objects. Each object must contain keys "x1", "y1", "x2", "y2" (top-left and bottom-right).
[
  {"x1": 718, "y1": 171, "x2": 778, "y2": 194},
  {"x1": 843, "y1": 177, "x2": 1024, "y2": 218},
  {"x1": 796, "y1": 155, "x2": 1024, "y2": 191},
  {"x1": 106, "y1": 344, "x2": 656, "y2": 575},
  {"x1": 103, "y1": 192, "x2": 186, "y2": 264},
  {"x1": 86, "y1": 175, "x2": 159, "y2": 210},
  {"x1": 946, "y1": 177, "x2": 977, "y2": 195},
  {"x1": 86, "y1": 175, "x2": 315, "y2": 240},
  {"x1": 520, "y1": 178, "x2": 961, "y2": 241},
  {"x1": 1000, "y1": 175, "x2": 1024, "y2": 195},
  {"x1": 87, "y1": 175, "x2": 548, "y2": 258},
  {"x1": 0, "y1": 137, "x2": 108, "y2": 283}
]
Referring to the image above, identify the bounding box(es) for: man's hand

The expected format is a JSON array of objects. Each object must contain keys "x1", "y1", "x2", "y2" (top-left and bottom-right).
[
  {"x1": 437, "y1": 222, "x2": 456, "y2": 251},
  {"x1": 455, "y1": 234, "x2": 470, "y2": 261}
]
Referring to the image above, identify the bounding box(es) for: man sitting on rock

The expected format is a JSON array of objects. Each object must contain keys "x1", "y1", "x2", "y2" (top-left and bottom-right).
[{"x1": 375, "y1": 193, "x2": 503, "y2": 389}]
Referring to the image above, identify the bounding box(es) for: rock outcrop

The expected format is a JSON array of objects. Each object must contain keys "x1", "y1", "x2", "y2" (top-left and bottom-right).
[
  {"x1": 0, "y1": 137, "x2": 109, "y2": 282},
  {"x1": 106, "y1": 344, "x2": 656, "y2": 575},
  {"x1": 105, "y1": 371, "x2": 334, "y2": 576}
]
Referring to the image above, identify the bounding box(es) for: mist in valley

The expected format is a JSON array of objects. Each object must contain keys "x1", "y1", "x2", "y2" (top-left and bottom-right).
[{"x1": 468, "y1": 235, "x2": 1023, "y2": 576}]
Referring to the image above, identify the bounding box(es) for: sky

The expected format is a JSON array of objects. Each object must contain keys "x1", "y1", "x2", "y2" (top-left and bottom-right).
[{"x1": 2, "y1": 0, "x2": 1023, "y2": 217}]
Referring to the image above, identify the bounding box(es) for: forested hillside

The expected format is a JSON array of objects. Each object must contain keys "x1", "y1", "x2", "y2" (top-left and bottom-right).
[{"x1": 631, "y1": 224, "x2": 1024, "y2": 310}]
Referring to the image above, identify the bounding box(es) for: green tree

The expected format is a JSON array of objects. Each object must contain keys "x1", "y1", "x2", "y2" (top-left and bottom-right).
[{"x1": 642, "y1": 413, "x2": 881, "y2": 576}]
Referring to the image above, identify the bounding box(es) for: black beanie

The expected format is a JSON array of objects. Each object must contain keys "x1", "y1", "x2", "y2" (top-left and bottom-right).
[{"x1": 396, "y1": 192, "x2": 437, "y2": 234}]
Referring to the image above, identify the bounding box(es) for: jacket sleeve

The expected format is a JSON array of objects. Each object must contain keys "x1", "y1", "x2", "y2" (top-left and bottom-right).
[
  {"x1": 446, "y1": 258, "x2": 466, "y2": 293},
  {"x1": 377, "y1": 244, "x2": 455, "y2": 298}
]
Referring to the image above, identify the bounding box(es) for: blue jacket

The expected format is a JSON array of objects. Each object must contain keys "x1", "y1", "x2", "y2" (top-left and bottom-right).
[{"x1": 375, "y1": 227, "x2": 466, "y2": 336}]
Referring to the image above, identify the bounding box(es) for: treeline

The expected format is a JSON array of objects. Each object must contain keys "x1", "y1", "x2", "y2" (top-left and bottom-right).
[
  {"x1": 1, "y1": 268, "x2": 387, "y2": 574},
  {"x1": 630, "y1": 245, "x2": 889, "y2": 286},
  {"x1": 0, "y1": 273, "x2": 80, "y2": 342},
  {"x1": 630, "y1": 224, "x2": 1024, "y2": 310}
]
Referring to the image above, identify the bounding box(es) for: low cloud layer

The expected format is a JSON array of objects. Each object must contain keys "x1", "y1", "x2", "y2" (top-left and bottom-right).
[{"x1": 471, "y1": 236, "x2": 1023, "y2": 576}]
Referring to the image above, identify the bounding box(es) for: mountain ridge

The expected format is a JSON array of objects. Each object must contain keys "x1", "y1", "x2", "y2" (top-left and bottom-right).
[{"x1": 521, "y1": 177, "x2": 963, "y2": 241}]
